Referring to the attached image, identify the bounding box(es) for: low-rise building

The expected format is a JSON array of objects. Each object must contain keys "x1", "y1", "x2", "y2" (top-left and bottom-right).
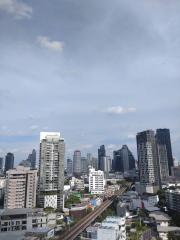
[
  {"x1": 97, "y1": 216, "x2": 126, "y2": 240},
  {"x1": 165, "y1": 189, "x2": 180, "y2": 212},
  {"x1": 149, "y1": 211, "x2": 171, "y2": 227},
  {"x1": 0, "y1": 208, "x2": 56, "y2": 233},
  {"x1": 157, "y1": 226, "x2": 180, "y2": 240}
]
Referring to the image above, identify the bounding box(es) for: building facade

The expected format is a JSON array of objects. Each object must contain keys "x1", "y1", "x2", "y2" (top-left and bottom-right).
[
  {"x1": 38, "y1": 132, "x2": 65, "y2": 210},
  {"x1": 73, "y1": 150, "x2": 81, "y2": 177},
  {"x1": 113, "y1": 145, "x2": 135, "y2": 173},
  {"x1": 67, "y1": 158, "x2": 73, "y2": 177},
  {"x1": 4, "y1": 166, "x2": 37, "y2": 209},
  {"x1": 165, "y1": 189, "x2": 180, "y2": 213},
  {"x1": 156, "y1": 129, "x2": 174, "y2": 175},
  {"x1": 4, "y1": 153, "x2": 14, "y2": 173},
  {"x1": 89, "y1": 168, "x2": 105, "y2": 194},
  {"x1": 136, "y1": 130, "x2": 160, "y2": 191},
  {"x1": 0, "y1": 208, "x2": 56, "y2": 232},
  {"x1": 98, "y1": 145, "x2": 106, "y2": 171}
]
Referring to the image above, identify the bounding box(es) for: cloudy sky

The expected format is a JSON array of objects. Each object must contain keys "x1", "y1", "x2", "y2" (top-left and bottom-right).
[{"x1": 0, "y1": 0, "x2": 180, "y2": 164}]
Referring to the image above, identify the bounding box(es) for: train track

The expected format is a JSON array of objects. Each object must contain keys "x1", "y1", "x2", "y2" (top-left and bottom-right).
[{"x1": 58, "y1": 187, "x2": 127, "y2": 240}]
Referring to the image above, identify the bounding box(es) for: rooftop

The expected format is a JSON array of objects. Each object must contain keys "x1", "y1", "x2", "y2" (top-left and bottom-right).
[
  {"x1": 157, "y1": 226, "x2": 180, "y2": 233},
  {"x1": 149, "y1": 211, "x2": 171, "y2": 221}
]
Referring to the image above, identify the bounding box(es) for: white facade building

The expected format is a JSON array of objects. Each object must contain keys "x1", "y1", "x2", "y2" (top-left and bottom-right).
[
  {"x1": 97, "y1": 216, "x2": 126, "y2": 240},
  {"x1": 89, "y1": 168, "x2": 105, "y2": 194},
  {"x1": 4, "y1": 166, "x2": 37, "y2": 209},
  {"x1": 38, "y1": 132, "x2": 65, "y2": 210}
]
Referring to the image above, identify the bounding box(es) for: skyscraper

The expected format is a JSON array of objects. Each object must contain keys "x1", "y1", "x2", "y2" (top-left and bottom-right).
[
  {"x1": 0, "y1": 158, "x2": 3, "y2": 174},
  {"x1": 67, "y1": 158, "x2": 73, "y2": 177},
  {"x1": 113, "y1": 145, "x2": 135, "y2": 173},
  {"x1": 81, "y1": 157, "x2": 88, "y2": 174},
  {"x1": 4, "y1": 166, "x2": 37, "y2": 209},
  {"x1": 156, "y1": 135, "x2": 169, "y2": 182},
  {"x1": 73, "y1": 150, "x2": 81, "y2": 176},
  {"x1": 27, "y1": 149, "x2": 36, "y2": 169},
  {"x1": 98, "y1": 145, "x2": 106, "y2": 170},
  {"x1": 38, "y1": 132, "x2": 65, "y2": 210},
  {"x1": 136, "y1": 130, "x2": 160, "y2": 190},
  {"x1": 156, "y1": 129, "x2": 173, "y2": 175},
  {"x1": 4, "y1": 153, "x2": 14, "y2": 173}
]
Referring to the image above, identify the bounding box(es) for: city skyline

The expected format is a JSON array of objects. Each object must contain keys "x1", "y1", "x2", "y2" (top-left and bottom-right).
[{"x1": 0, "y1": 0, "x2": 180, "y2": 163}]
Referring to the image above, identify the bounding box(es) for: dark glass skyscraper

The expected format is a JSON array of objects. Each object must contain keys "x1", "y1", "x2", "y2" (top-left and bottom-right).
[
  {"x1": 4, "y1": 153, "x2": 14, "y2": 173},
  {"x1": 98, "y1": 145, "x2": 106, "y2": 170},
  {"x1": 156, "y1": 129, "x2": 174, "y2": 175},
  {"x1": 113, "y1": 145, "x2": 135, "y2": 172},
  {"x1": 27, "y1": 149, "x2": 36, "y2": 169}
]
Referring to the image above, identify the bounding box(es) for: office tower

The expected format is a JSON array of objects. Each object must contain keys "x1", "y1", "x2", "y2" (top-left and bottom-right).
[
  {"x1": 27, "y1": 149, "x2": 36, "y2": 169},
  {"x1": 38, "y1": 132, "x2": 65, "y2": 210},
  {"x1": 91, "y1": 157, "x2": 98, "y2": 170},
  {"x1": 113, "y1": 145, "x2": 135, "y2": 173},
  {"x1": 0, "y1": 158, "x2": 3, "y2": 174},
  {"x1": 89, "y1": 168, "x2": 105, "y2": 194},
  {"x1": 67, "y1": 158, "x2": 73, "y2": 177},
  {"x1": 136, "y1": 130, "x2": 160, "y2": 189},
  {"x1": 106, "y1": 156, "x2": 112, "y2": 173},
  {"x1": 73, "y1": 150, "x2": 81, "y2": 177},
  {"x1": 87, "y1": 153, "x2": 92, "y2": 166},
  {"x1": 4, "y1": 153, "x2": 14, "y2": 173},
  {"x1": 98, "y1": 145, "x2": 106, "y2": 170},
  {"x1": 4, "y1": 166, "x2": 37, "y2": 209},
  {"x1": 156, "y1": 129, "x2": 173, "y2": 175},
  {"x1": 156, "y1": 142, "x2": 169, "y2": 183},
  {"x1": 81, "y1": 157, "x2": 88, "y2": 174}
]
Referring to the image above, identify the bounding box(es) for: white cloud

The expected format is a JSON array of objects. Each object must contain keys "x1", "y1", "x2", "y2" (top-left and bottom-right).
[
  {"x1": 0, "y1": 0, "x2": 32, "y2": 19},
  {"x1": 104, "y1": 106, "x2": 136, "y2": 115},
  {"x1": 37, "y1": 36, "x2": 64, "y2": 52}
]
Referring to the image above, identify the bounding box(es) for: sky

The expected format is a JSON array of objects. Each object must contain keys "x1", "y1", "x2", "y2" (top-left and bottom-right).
[{"x1": 0, "y1": 0, "x2": 180, "y2": 164}]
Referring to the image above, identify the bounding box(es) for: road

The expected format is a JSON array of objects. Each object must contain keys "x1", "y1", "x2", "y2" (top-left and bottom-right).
[{"x1": 58, "y1": 186, "x2": 127, "y2": 240}]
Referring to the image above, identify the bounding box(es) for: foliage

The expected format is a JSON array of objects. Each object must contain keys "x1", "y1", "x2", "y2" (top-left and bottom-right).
[
  {"x1": 64, "y1": 194, "x2": 81, "y2": 208},
  {"x1": 168, "y1": 232, "x2": 180, "y2": 240},
  {"x1": 157, "y1": 189, "x2": 166, "y2": 209},
  {"x1": 44, "y1": 206, "x2": 55, "y2": 213}
]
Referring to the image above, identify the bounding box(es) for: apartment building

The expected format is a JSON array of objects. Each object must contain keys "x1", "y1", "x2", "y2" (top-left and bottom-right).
[{"x1": 4, "y1": 166, "x2": 37, "y2": 209}]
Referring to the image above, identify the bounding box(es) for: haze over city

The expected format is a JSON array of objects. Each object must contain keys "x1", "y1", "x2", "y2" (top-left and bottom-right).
[{"x1": 0, "y1": 0, "x2": 180, "y2": 164}]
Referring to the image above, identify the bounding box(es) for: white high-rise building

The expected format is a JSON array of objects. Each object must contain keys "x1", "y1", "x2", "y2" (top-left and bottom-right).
[
  {"x1": 4, "y1": 166, "x2": 37, "y2": 209},
  {"x1": 89, "y1": 168, "x2": 105, "y2": 194},
  {"x1": 38, "y1": 132, "x2": 65, "y2": 210}
]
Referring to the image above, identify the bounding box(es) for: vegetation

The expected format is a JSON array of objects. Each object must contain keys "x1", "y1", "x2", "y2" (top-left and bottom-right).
[
  {"x1": 64, "y1": 194, "x2": 81, "y2": 208},
  {"x1": 128, "y1": 220, "x2": 149, "y2": 240},
  {"x1": 96, "y1": 204, "x2": 116, "y2": 222},
  {"x1": 44, "y1": 206, "x2": 55, "y2": 213},
  {"x1": 157, "y1": 189, "x2": 166, "y2": 209},
  {"x1": 168, "y1": 232, "x2": 180, "y2": 240}
]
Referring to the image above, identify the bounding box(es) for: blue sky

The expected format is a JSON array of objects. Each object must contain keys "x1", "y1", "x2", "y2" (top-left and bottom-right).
[{"x1": 0, "y1": 0, "x2": 180, "y2": 164}]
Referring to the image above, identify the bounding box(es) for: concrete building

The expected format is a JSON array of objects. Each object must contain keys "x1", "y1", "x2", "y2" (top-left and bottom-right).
[
  {"x1": 4, "y1": 153, "x2": 14, "y2": 173},
  {"x1": 4, "y1": 166, "x2": 37, "y2": 209},
  {"x1": 136, "y1": 130, "x2": 160, "y2": 193},
  {"x1": 0, "y1": 177, "x2": 5, "y2": 206},
  {"x1": 67, "y1": 158, "x2": 73, "y2": 177},
  {"x1": 165, "y1": 189, "x2": 180, "y2": 212},
  {"x1": 89, "y1": 168, "x2": 105, "y2": 194},
  {"x1": 38, "y1": 132, "x2": 65, "y2": 210},
  {"x1": 97, "y1": 216, "x2": 126, "y2": 240},
  {"x1": 73, "y1": 150, "x2": 81, "y2": 177},
  {"x1": 0, "y1": 208, "x2": 56, "y2": 232}
]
